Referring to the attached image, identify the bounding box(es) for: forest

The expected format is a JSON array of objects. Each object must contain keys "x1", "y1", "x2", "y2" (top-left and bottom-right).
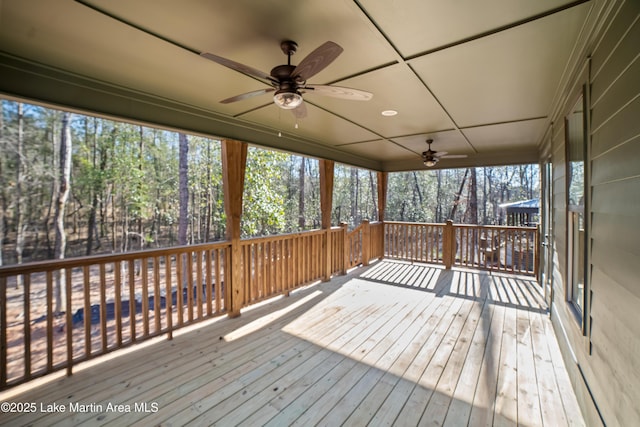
[{"x1": 0, "y1": 99, "x2": 538, "y2": 266}]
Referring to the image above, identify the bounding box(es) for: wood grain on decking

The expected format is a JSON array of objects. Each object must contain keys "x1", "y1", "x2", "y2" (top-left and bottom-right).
[{"x1": 0, "y1": 260, "x2": 583, "y2": 426}]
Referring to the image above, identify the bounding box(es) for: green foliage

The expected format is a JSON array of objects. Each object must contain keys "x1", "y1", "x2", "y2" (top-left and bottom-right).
[
  {"x1": 0, "y1": 98, "x2": 540, "y2": 265},
  {"x1": 242, "y1": 147, "x2": 290, "y2": 237}
]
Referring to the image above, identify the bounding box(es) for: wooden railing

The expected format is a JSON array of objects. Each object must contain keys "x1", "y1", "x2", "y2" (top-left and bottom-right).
[
  {"x1": 384, "y1": 222, "x2": 445, "y2": 264},
  {"x1": 0, "y1": 219, "x2": 535, "y2": 389},
  {"x1": 384, "y1": 221, "x2": 539, "y2": 276},
  {"x1": 346, "y1": 223, "x2": 364, "y2": 269},
  {"x1": 0, "y1": 242, "x2": 230, "y2": 389},
  {"x1": 345, "y1": 220, "x2": 384, "y2": 270},
  {"x1": 0, "y1": 225, "x2": 374, "y2": 389},
  {"x1": 330, "y1": 227, "x2": 346, "y2": 276},
  {"x1": 240, "y1": 230, "x2": 327, "y2": 306},
  {"x1": 453, "y1": 224, "x2": 539, "y2": 275}
]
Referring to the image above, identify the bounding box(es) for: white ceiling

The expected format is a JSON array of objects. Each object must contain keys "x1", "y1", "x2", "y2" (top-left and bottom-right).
[{"x1": 0, "y1": 0, "x2": 593, "y2": 171}]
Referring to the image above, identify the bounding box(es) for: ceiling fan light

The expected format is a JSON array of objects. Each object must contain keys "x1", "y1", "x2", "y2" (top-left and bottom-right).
[
  {"x1": 424, "y1": 157, "x2": 438, "y2": 167},
  {"x1": 273, "y1": 90, "x2": 303, "y2": 109}
]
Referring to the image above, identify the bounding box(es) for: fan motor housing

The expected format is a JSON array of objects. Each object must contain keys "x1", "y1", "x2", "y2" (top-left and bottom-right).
[{"x1": 271, "y1": 64, "x2": 296, "y2": 81}]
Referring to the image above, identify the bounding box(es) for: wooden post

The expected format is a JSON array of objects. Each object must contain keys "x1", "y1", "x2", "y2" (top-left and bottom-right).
[
  {"x1": 341, "y1": 222, "x2": 349, "y2": 274},
  {"x1": 320, "y1": 160, "x2": 334, "y2": 281},
  {"x1": 222, "y1": 139, "x2": 248, "y2": 317},
  {"x1": 443, "y1": 220, "x2": 454, "y2": 269},
  {"x1": 535, "y1": 224, "x2": 540, "y2": 281},
  {"x1": 362, "y1": 219, "x2": 371, "y2": 266},
  {"x1": 377, "y1": 171, "x2": 388, "y2": 260}
]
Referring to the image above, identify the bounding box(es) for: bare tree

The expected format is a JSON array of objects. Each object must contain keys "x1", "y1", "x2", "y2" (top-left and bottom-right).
[
  {"x1": 178, "y1": 133, "x2": 189, "y2": 246},
  {"x1": 298, "y1": 157, "x2": 305, "y2": 229},
  {"x1": 54, "y1": 112, "x2": 72, "y2": 313},
  {"x1": 13, "y1": 103, "x2": 26, "y2": 286},
  {"x1": 369, "y1": 171, "x2": 378, "y2": 221},
  {"x1": 449, "y1": 168, "x2": 469, "y2": 221},
  {"x1": 465, "y1": 168, "x2": 478, "y2": 224}
]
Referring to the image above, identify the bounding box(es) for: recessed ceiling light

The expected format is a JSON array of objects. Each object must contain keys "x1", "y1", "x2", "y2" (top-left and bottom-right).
[{"x1": 381, "y1": 110, "x2": 398, "y2": 116}]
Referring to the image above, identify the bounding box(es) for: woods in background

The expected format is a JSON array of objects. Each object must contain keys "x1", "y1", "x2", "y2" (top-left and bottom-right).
[{"x1": 0, "y1": 100, "x2": 538, "y2": 266}]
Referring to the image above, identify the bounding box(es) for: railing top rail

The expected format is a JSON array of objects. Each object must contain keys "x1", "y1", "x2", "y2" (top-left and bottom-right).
[
  {"x1": 452, "y1": 224, "x2": 538, "y2": 231},
  {"x1": 384, "y1": 221, "x2": 445, "y2": 227},
  {"x1": 0, "y1": 240, "x2": 232, "y2": 277},
  {"x1": 239, "y1": 228, "x2": 327, "y2": 246},
  {"x1": 384, "y1": 221, "x2": 537, "y2": 231}
]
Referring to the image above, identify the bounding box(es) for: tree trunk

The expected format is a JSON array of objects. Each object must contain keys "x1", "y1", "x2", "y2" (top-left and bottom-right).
[
  {"x1": 178, "y1": 133, "x2": 189, "y2": 246},
  {"x1": 298, "y1": 158, "x2": 305, "y2": 229},
  {"x1": 86, "y1": 117, "x2": 100, "y2": 255},
  {"x1": 435, "y1": 170, "x2": 443, "y2": 222},
  {"x1": 54, "y1": 112, "x2": 72, "y2": 314},
  {"x1": 14, "y1": 103, "x2": 25, "y2": 286},
  {"x1": 449, "y1": 168, "x2": 469, "y2": 221},
  {"x1": 205, "y1": 140, "x2": 212, "y2": 241},
  {"x1": 412, "y1": 172, "x2": 423, "y2": 204},
  {"x1": 465, "y1": 168, "x2": 478, "y2": 225},
  {"x1": 137, "y1": 126, "x2": 144, "y2": 243},
  {"x1": 369, "y1": 171, "x2": 378, "y2": 221},
  {"x1": 350, "y1": 168, "x2": 358, "y2": 225}
]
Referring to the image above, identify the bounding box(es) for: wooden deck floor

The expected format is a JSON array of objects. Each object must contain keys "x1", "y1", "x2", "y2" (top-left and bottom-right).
[{"x1": 1, "y1": 261, "x2": 584, "y2": 426}]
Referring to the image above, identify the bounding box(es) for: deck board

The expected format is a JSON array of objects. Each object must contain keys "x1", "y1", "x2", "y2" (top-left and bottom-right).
[{"x1": 0, "y1": 261, "x2": 584, "y2": 426}]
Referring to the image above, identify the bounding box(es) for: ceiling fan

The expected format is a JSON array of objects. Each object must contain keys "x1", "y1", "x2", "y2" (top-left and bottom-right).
[
  {"x1": 200, "y1": 40, "x2": 373, "y2": 118},
  {"x1": 422, "y1": 139, "x2": 467, "y2": 167}
]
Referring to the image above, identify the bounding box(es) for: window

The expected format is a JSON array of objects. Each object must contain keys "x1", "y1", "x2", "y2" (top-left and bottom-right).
[{"x1": 565, "y1": 94, "x2": 586, "y2": 320}]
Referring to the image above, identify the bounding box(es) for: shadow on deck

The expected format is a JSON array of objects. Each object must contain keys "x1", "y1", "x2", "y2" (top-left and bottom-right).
[{"x1": 0, "y1": 261, "x2": 583, "y2": 427}]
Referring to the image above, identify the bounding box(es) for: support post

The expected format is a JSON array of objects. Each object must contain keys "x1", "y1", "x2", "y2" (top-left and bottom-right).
[
  {"x1": 320, "y1": 160, "x2": 334, "y2": 281},
  {"x1": 341, "y1": 222, "x2": 349, "y2": 275},
  {"x1": 443, "y1": 220, "x2": 455, "y2": 269},
  {"x1": 222, "y1": 139, "x2": 247, "y2": 317},
  {"x1": 377, "y1": 171, "x2": 388, "y2": 260},
  {"x1": 535, "y1": 224, "x2": 540, "y2": 280},
  {"x1": 362, "y1": 219, "x2": 370, "y2": 266}
]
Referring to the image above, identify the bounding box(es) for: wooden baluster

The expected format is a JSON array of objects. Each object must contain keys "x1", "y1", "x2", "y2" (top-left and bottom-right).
[
  {"x1": 153, "y1": 257, "x2": 161, "y2": 333},
  {"x1": 176, "y1": 253, "x2": 184, "y2": 326},
  {"x1": 142, "y1": 257, "x2": 149, "y2": 337},
  {"x1": 165, "y1": 256, "x2": 173, "y2": 339},
  {"x1": 128, "y1": 260, "x2": 136, "y2": 342},
  {"x1": 83, "y1": 266, "x2": 92, "y2": 356},
  {"x1": 114, "y1": 260, "x2": 122, "y2": 346},
  {"x1": 196, "y1": 251, "x2": 203, "y2": 320},
  {"x1": 23, "y1": 274, "x2": 31, "y2": 380},
  {"x1": 46, "y1": 271, "x2": 53, "y2": 370},
  {"x1": 214, "y1": 249, "x2": 222, "y2": 314},
  {"x1": 65, "y1": 269, "x2": 73, "y2": 376},
  {"x1": 186, "y1": 252, "x2": 194, "y2": 323},
  {"x1": 205, "y1": 250, "x2": 213, "y2": 317},
  {"x1": 99, "y1": 264, "x2": 107, "y2": 352},
  {"x1": 0, "y1": 277, "x2": 6, "y2": 387}
]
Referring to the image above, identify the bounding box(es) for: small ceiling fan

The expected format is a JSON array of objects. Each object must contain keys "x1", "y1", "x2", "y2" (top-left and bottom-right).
[
  {"x1": 422, "y1": 139, "x2": 467, "y2": 167},
  {"x1": 200, "y1": 40, "x2": 373, "y2": 118}
]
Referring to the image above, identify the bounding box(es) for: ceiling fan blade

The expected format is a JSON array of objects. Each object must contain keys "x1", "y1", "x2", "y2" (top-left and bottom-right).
[
  {"x1": 434, "y1": 151, "x2": 449, "y2": 157},
  {"x1": 201, "y1": 52, "x2": 275, "y2": 84},
  {"x1": 220, "y1": 88, "x2": 274, "y2": 104},
  {"x1": 442, "y1": 154, "x2": 468, "y2": 159},
  {"x1": 304, "y1": 84, "x2": 373, "y2": 101},
  {"x1": 291, "y1": 41, "x2": 343, "y2": 81},
  {"x1": 291, "y1": 102, "x2": 307, "y2": 119}
]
